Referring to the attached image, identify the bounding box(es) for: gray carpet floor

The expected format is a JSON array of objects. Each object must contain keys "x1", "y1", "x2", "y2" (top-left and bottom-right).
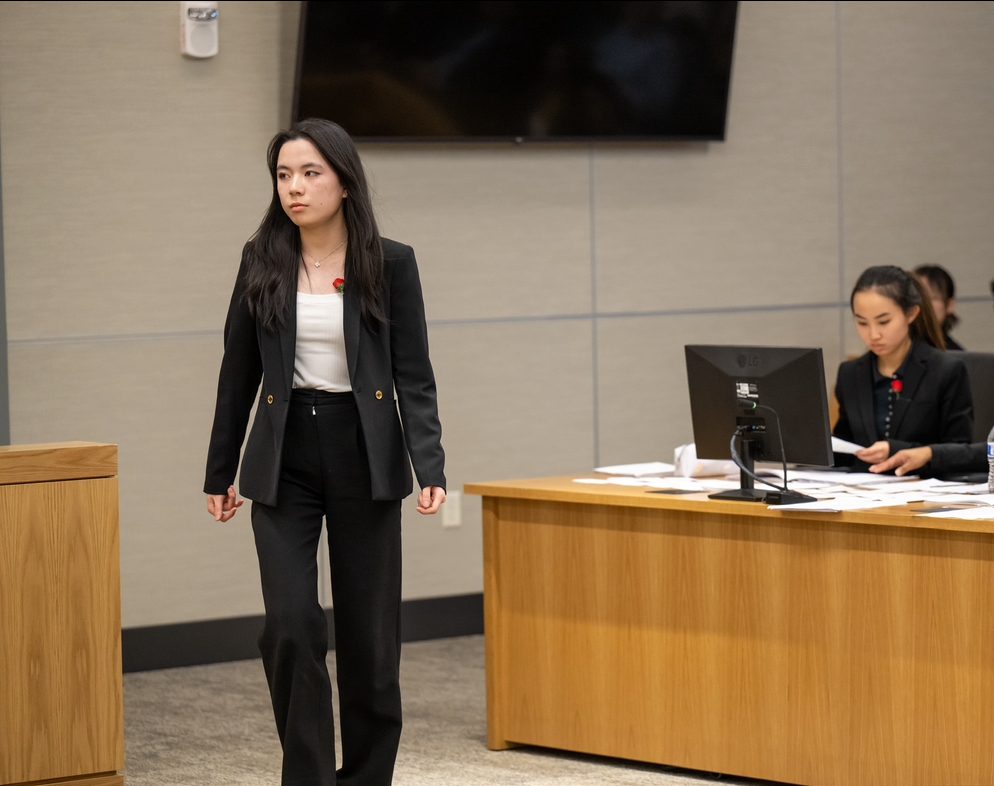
[{"x1": 123, "y1": 634, "x2": 772, "y2": 785}]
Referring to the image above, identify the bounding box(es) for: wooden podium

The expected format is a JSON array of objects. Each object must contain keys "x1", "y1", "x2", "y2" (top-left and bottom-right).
[{"x1": 0, "y1": 443, "x2": 124, "y2": 786}]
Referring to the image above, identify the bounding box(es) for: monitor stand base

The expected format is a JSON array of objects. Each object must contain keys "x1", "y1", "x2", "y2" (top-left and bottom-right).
[
  {"x1": 708, "y1": 488, "x2": 818, "y2": 505},
  {"x1": 708, "y1": 488, "x2": 769, "y2": 502}
]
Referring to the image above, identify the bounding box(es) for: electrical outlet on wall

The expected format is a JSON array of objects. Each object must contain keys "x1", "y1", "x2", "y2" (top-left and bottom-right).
[{"x1": 442, "y1": 490, "x2": 462, "y2": 528}]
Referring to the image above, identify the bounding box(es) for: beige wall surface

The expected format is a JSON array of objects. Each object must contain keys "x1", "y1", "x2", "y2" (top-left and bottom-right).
[{"x1": 2, "y1": 1, "x2": 992, "y2": 628}]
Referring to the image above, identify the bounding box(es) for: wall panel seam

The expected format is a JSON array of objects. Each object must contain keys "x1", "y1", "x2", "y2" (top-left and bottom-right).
[
  {"x1": 589, "y1": 150, "x2": 600, "y2": 467},
  {"x1": 7, "y1": 301, "x2": 865, "y2": 348},
  {"x1": 835, "y1": 0, "x2": 847, "y2": 355}
]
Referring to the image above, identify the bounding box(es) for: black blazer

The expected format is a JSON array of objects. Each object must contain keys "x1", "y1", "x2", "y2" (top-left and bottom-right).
[
  {"x1": 930, "y1": 442, "x2": 986, "y2": 475},
  {"x1": 833, "y1": 340, "x2": 973, "y2": 467},
  {"x1": 204, "y1": 238, "x2": 445, "y2": 506}
]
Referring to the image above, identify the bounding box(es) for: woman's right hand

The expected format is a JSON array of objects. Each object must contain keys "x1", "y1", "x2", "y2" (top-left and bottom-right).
[
  {"x1": 854, "y1": 440, "x2": 891, "y2": 465},
  {"x1": 207, "y1": 486, "x2": 243, "y2": 522}
]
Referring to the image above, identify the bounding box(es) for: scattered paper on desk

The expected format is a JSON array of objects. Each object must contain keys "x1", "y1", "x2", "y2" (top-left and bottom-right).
[
  {"x1": 639, "y1": 477, "x2": 706, "y2": 490},
  {"x1": 768, "y1": 496, "x2": 900, "y2": 512},
  {"x1": 673, "y1": 443, "x2": 738, "y2": 478},
  {"x1": 594, "y1": 461, "x2": 675, "y2": 477},
  {"x1": 572, "y1": 475, "x2": 741, "y2": 492},
  {"x1": 573, "y1": 476, "x2": 693, "y2": 489},
  {"x1": 832, "y1": 436, "x2": 867, "y2": 454},
  {"x1": 924, "y1": 493, "x2": 994, "y2": 505},
  {"x1": 818, "y1": 471, "x2": 911, "y2": 486},
  {"x1": 918, "y1": 506, "x2": 994, "y2": 521},
  {"x1": 842, "y1": 489, "x2": 932, "y2": 505},
  {"x1": 760, "y1": 468, "x2": 903, "y2": 486},
  {"x1": 941, "y1": 483, "x2": 993, "y2": 494},
  {"x1": 611, "y1": 476, "x2": 663, "y2": 487},
  {"x1": 870, "y1": 477, "x2": 958, "y2": 492}
]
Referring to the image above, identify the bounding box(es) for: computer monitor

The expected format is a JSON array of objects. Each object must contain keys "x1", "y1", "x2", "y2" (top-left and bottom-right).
[{"x1": 684, "y1": 345, "x2": 834, "y2": 503}]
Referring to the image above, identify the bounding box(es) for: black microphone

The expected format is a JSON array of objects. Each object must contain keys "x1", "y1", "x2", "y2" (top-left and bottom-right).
[{"x1": 750, "y1": 402, "x2": 816, "y2": 505}]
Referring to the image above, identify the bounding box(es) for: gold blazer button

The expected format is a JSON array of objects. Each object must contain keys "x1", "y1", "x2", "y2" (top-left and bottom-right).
[
  {"x1": 267, "y1": 394, "x2": 274, "y2": 405},
  {"x1": 375, "y1": 390, "x2": 384, "y2": 400}
]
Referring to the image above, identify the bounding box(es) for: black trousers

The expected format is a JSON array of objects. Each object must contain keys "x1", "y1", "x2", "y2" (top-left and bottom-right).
[{"x1": 251, "y1": 389, "x2": 403, "y2": 786}]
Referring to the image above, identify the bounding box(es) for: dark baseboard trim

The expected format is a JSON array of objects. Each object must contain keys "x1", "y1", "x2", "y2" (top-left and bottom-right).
[{"x1": 122, "y1": 592, "x2": 483, "y2": 673}]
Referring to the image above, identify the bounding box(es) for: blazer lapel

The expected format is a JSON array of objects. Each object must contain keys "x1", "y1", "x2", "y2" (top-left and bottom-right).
[
  {"x1": 344, "y1": 284, "x2": 359, "y2": 382},
  {"x1": 888, "y1": 342, "x2": 927, "y2": 437},
  {"x1": 855, "y1": 354, "x2": 876, "y2": 444},
  {"x1": 279, "y1": 291, "x2": 297, "y2": 397}
]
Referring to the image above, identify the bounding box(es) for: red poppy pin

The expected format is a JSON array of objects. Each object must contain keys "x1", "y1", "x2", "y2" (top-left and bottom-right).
[
  {"x1": 333, "y1": 278, "x2": 345, "y2": 294},
  {"x1": 890, "y1": 378, "x2": 903, "y2": 396}
]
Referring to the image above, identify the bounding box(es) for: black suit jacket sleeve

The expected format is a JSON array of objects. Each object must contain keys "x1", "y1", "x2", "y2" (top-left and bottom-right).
[
  {"x1": 929, "y1": 442, "x2": 986, "y2": 475},
  {"x1": 203, "y1": 246, "x2": 263, "y2": 495},
  {"x1": 388, "y1": 246, "x2": 446, "y2": 491}
]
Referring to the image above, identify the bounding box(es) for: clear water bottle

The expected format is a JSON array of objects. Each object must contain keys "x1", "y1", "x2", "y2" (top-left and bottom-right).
[{"x1": 989, "y1": 424, "x2": 994, "y2": 494}]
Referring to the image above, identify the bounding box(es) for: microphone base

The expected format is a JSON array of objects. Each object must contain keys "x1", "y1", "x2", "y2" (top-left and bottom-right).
[{"x1": 764, "y1": 489, "x2": 817, "y2": 505}]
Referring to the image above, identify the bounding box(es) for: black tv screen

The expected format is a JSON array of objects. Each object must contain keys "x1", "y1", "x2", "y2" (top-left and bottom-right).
[{"x1": 293, "y1": 1, "x2": 739, "y2": 142}]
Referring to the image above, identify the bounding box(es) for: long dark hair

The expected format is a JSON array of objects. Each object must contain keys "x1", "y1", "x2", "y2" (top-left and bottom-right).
[
  {"x1": 913, "y1": 263, "x2": 960, "y2": 332},
  {"x1": 850, "y1": 265, "x2": 945, "y2": 350},
  {"x1": 243, "y1": 118, "x2": 385, "y2": 331}
]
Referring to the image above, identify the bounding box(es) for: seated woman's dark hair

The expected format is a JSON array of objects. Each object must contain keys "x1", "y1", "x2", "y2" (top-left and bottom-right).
[
  {"x1": 850, "y1": 265, "x2": 946, "y2": 350},
  {"x1": 913, "y1": 263, "x2": 960, "y2": 331}
]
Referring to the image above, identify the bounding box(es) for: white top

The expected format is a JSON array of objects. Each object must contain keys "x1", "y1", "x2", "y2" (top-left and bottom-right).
[{"x1": 293, "y1": 292, "x2": 351, "y2": 392}]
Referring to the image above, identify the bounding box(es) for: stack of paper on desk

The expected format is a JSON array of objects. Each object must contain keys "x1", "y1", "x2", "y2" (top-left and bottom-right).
[
  {"x1": 593, "y1": 462, "x2": 675, "y2": 477},
  {"x1": 576, "y1": 463, "x2": 994, "y2": 518}
]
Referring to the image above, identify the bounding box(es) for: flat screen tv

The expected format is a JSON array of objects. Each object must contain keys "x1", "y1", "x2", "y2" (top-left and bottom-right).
[{"x1": 293, "y1": 1, "x2": 738, "y2": 142}]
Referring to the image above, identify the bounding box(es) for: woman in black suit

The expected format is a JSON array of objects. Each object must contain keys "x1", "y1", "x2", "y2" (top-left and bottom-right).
[
  {"x1": 204, "y1": 118, "x2": 446, "y2": 786},
  {"x1": 833, "y1": 265, "x2": 973, "y2": 471}
]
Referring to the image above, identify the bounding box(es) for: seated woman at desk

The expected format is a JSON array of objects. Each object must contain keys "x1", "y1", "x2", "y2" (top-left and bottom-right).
[
  {"x1": 834, "y1": 265, "x2": 974, "y2": 471},
  {"x1": 869, "y1": 441, "x2": 987, "y2": 477}
]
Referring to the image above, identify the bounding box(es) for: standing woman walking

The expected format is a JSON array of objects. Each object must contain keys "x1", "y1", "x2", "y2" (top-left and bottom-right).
[{"x1": 204, "y1": 118, "x2": 446, "y2": 786}]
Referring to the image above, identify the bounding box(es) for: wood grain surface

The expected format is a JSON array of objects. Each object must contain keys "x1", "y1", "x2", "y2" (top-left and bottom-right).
[
  {"x1": 0, "y1": 449, "x2": 123, "y2": 786},
  {"x1": 474, "y1": 476, "x2": 994, "y2": 786},
  {"x1": 0, "y1": 442, "x2": 117, "y2": 486}
]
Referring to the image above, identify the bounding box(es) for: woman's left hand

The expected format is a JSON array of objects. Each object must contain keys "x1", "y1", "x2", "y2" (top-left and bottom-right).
[
  {"x1": 855, "y1": 440, "x2": 891, "y2": 465},
  {"x1": 869, "y1": 445, "x2": 932, "y2": 476},
  {"x1": 417, "y1": 486, "x2": 446, "y2": 515}
]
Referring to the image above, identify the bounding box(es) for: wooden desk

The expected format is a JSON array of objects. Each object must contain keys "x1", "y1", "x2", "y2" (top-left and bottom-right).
[
  {"x1": 465, "y1": 475, "x2": 994, "y2": 786},
  {"x1": 0, "y1": 443, "x2": 124, "y2": 786}
]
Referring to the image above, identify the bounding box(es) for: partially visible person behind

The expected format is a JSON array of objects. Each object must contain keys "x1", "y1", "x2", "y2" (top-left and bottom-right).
[
  {"x1": 914, "y1": 263, "x2": 964, "y2": 350},
  {"x1": 869, "y1": 441, "x2": 986, "y2": 477},
  {"x1": 833, "y1": 265, "x2": 974, "y2": 471}
]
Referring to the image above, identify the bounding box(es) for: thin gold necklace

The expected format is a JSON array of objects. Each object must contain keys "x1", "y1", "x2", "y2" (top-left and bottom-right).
[{"x1": 303, "y1": 237, "x2": 346, "y2": 268}]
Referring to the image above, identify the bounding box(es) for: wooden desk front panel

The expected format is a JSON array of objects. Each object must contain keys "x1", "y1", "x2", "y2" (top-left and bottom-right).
[
  {"x1": 482, "y1": 497, "x2": 994, "y2": 786},
  {"x1": 0, "y1": 477, "x2": 124, "y2": 785}
]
